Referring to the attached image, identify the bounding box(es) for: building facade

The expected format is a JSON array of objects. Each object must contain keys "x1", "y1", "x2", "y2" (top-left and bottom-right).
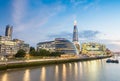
[
  {"x1": 73, "y1": 21, "x2": 80, "y2": 53},
  {"x1": 37, "y1": 38, "x2": 78, "y2": 55},
  {"x1": 37, "y1": 41, "x2": 55, "y2": 52},
  {"x1": 5, "y1": 25, "x2": 13, "y2": 39},
  {"x1": 55, "y1": 38, "x2": 78, "y2": 55},
  {"x1": 81, "y1": 42, "x2": 106, "y2": 56},
  {"x1": 0, "y1": 26, "x2": 30, "y2": 58}
]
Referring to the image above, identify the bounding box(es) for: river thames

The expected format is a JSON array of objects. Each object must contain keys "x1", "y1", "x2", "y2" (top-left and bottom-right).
[{"x1": 0, "y1": 58, "x2": 120, "y2": 81}]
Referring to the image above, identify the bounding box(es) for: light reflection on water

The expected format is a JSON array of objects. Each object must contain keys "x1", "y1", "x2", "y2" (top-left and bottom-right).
[
  {"x1": 1, "y1": 59, "x2": 120, "y2": 81},
  {"x1": 23, "y1": 69, "x2": 30, "y2": 81},
  {"x1": 1, "y1": 73, "x2": 8, "y2": 81},
  {"x1": 55, "y1": 65, "x2": 59, "y2": 81},
  {"x1": 40, "y1": 67, "x2": 46, "y2": 81}
]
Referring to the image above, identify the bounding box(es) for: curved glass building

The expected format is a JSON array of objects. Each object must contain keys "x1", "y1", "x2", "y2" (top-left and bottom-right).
[{"x1": 55, "y1": 38, "x2": 78, "y2": 55}]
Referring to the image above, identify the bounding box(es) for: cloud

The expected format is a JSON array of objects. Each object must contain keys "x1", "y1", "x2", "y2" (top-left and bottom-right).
[
  {"x1": 79, "y1": 30, "x2": 100, "y2": 39},
  {"x1": 12, "y1": 0, "x2": 65, "y2": 46},
  {"x1": 12, "y1": 0, "x2": 28, "y2": 25},
  {"x1": 48, "y1": 30, "x2": 100, "y2": 41},
  {"x1": 48, "y1": 32, "x2": 73, "y2": 40},
  {"x1": 70, "y1": 0, "x2": 87, "y2": 6},
  {"x1": 12, "y1": 0, "x2": 65, "y2": 32}
]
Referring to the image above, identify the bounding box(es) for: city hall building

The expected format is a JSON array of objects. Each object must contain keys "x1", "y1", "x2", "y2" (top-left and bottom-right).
[{"x1": 37, "y1": 38, "x2": 78, "y2": 55}]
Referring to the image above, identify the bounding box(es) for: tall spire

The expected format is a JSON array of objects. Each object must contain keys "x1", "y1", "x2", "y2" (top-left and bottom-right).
[
  {"x1": 73, "y1": 20, "x2": 78, "y2": 42},
  {"x1": 74, "y1": 20, "x2": 77, "y2": 26},
  {"x1": 73, "y1": 20, "x2": 80, "y2": 54}
]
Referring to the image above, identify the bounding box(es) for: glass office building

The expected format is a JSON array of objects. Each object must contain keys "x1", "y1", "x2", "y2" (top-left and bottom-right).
[{"x1": 55, "y1": 38, "x2": 78, "y2": 55}]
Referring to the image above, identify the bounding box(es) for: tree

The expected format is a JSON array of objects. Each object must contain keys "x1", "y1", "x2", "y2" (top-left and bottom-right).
[
  {"x1": 15, "y1": 49, "x2": 26, "y2": 57},
  {"x1": 38, "y1": 49, "x2": 50, "y2": 56},
  {"x1": 29, "y1": 47, "x2": 36, "y2": 56},
  {"x1": 50, "y1": 52, "x2": 62, "y2": 57}
]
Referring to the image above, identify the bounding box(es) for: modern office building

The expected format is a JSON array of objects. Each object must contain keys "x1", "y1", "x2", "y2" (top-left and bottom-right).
[
  {"x1": 73, "y1": 21, "x2": 80, "y2": 53},
  {"x1": 13, "y1": 39, "x2": 30, "y2": 54},
  {"x1": 37, "y1": 41, "x2": 55, "y2": 52},
  {"x1": 81, "y1": 42, "x2": 106, "y2": 56},
  {"x1": 5, "y1": 25, "x2": 13, "y2": 39},
  {"x1": 0, "y1": 37, "x2": 17, "y2": 57}
]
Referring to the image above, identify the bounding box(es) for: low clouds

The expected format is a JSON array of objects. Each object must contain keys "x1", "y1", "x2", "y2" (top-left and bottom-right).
[
  {"x1": 48, "y1": 30, "x2": 100, "y2": 40},
  {"x1": 79, "y1": 30, "x2": 100, "y2": 39}
]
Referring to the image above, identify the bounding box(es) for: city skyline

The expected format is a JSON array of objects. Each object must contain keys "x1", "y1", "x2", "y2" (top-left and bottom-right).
[{"x1": 0, "y1": 0, "x2": 120, "y2": 51}]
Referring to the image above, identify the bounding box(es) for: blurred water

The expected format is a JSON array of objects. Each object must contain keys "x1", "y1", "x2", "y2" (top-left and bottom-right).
[{"x1": 0, "y1": 59, "x2": 120, "y2": 81}]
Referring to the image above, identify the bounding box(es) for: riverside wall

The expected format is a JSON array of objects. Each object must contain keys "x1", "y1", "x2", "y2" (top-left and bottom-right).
[{"x1": 0, "y1": 56, "x2": 111, "y2": 71}]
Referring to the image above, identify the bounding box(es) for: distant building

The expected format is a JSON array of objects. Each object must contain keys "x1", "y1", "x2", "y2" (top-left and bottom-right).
[
  {"x1": 0, "y1": 36, "x2": 17, "y2": 57},
  {"x1": 37, "y1": 38, "x2": 78, "y2": 55},
  {"x1": 5, "y1": 25, "x2": 13, "y2": 39},
  {"x1": 81, "y1": 42, "x2": 106, "y2": 56},
  {"x1": 37, "y1": 41, "x2": 55, "y2": 52},
  {"x1": 72, "y1": 21, "x2": 80, "y2": 54},
  {"x1": 0, "y1": 25, "x2": 29, "y2": 58},
  {"x1": 13, "y1": 39, "x2": 30, "y2": 54}
]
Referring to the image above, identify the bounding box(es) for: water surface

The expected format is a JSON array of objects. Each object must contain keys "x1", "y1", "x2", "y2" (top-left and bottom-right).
[{"x1": 0, "y1": 59, "x2": 120, "y2": 81}]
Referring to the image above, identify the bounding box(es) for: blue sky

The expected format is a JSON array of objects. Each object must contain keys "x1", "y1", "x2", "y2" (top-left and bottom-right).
[{"x1": 0, "y1": 0, "x2": 120, "y2": 51}]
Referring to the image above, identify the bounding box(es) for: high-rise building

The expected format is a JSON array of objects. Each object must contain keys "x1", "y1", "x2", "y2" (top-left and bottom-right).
[
  {"x1": 73, "y1": 20, "x2": 80, "y2": 54},
  {"x1": 5, "y1": 25, "x2": 13, "y2": 39},
  {"x1": 73, "y1": 20, "x2": 79, "y2": 42}
]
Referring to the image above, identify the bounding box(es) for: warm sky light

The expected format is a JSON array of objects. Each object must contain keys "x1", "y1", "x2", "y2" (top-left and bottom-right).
[{"x1": 0, "y1": 0, "x2": 120, "y2": 51}]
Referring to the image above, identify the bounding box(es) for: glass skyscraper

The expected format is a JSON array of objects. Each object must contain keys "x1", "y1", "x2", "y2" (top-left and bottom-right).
[
  {"x1": 5, "y1": 25, "x2": 13, "y2": 39},
  {"x1": 72, "y1": 21, "x2": 80, "y2": 54}
]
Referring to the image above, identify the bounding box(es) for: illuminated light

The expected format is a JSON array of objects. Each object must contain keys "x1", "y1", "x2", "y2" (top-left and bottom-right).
[
  {"x1": 74, "y1": 20, "x2": 77, "y2": 26},
  {"x1": 74, "y1": 63, "x2": 78, "y2": 78},
  {"x1": 55, "y1": 65, "x2": 59, "y2": 81},
  {"x1": 62, "y1": 64, "x2": 66, "y2": 81},
  {"x1": 23, "y1": 69, "x2": 30, "y2": 81},
  {"x1": 87, "y1": 61, "x2": 98, "y2": 81},
  {"x1": 79, "y1": 62, "x2": 83, "y2": 75},
  {"x1": 1, "y1": 73, "x2": 8, "y2": 81},
  {"x1": 40, "y1": 67, "x2": 46, "y2": 81},
  {"x1": 69, "y1": 63, "x2": 72, "y2": 72}
]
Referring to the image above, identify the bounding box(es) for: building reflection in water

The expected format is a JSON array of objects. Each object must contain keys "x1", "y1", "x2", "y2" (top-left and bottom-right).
[
  {"x1": 23, "y1": 69, "x2": 30, "y2": 81},
  {"x1": 40, "y1": 67, "x2": 46, "y2": 81},
  {"x1": 74, "y1": 63, "x2": 78, "y2": 78},
  {"x1": 1, "y1": 73, "x2": 8, "y2": 81},
  {"x1": 55, "y1": 65, "x2": 59, "y2": 81},
  {"x1": 79, "y1": 62, "x2": 83, "y2": 75},
  {"x1": 69, "y1": 63, "x2": 72, "y2": 72},
  {"x1": 88, "y1": 61, "x2": 98, "y2": 81},
  {"x1": 62, "y1": 64, "x2": 66, "y2": 81}
]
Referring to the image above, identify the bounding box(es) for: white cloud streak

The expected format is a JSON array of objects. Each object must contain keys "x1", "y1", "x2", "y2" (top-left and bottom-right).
[
  {"x1": 12, "y1": 0, "x2": 65, "y2": 46},
  {"x1": 12, "y1": 0, "x2": 28, "y2": 25}
]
